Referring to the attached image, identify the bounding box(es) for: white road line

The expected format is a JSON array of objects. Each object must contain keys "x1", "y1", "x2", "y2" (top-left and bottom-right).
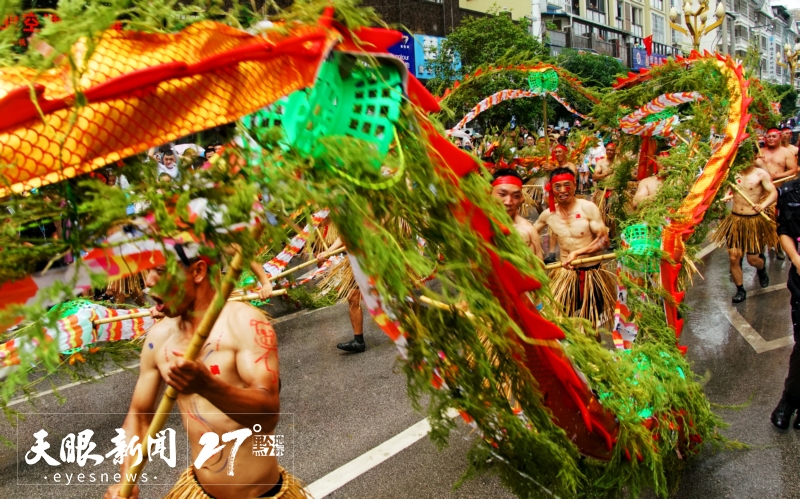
[
  {"x1": 696, "y1": 241, "x2": 717, "y2": 260},
  {"x1": 7, "y1": 362, "x2": 139, "y2": 407},
  {"x1": 6, "y1": 304, "x2": 337, "y2": 407},
  {"x1": 727, "y1": 304, "x2": 795, "y2": 353},
  {"x1": 306, "y1": 408, "x2": 459, "y2": 498}
]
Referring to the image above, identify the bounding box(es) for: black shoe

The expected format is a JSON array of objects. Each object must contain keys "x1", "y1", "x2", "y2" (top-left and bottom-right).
[
  {"x1": 757, "y1": 258, "x2": 769, "y2": 288},
  {"x1": 337, "y1": 339, "x2": 366, "y2": 353},
  {"x1": 771, "y1": 401, "x2": 796, "y2": 430},
  {"x1": 732, "y1": 288, "x2": 746, "y2": 303}
]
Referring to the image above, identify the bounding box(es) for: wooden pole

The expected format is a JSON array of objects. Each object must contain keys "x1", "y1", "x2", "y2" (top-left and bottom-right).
[
  {"x1": 543, "y1": 252, "x2": 616, "y2": 270},
  {"x1": 267, "y1": 246, "x2": 346, "y2": 282},
  {"x1": 118, "y1": 226, "x2": 264, "y2": 498},
  {"x1": 315, "y1": 227, "x2": 330, "y2": 252},
  {"x1": 92, "y1": 291, "x2": 289, "y2": 326},
  {"x1": 773, "y1": 174, "x2": 797, "y2": 186},
  {"x1": 542, "y1": 96, "x2": 549, "y2": 152},
  {"x1": 727, "y1": 181, "x2": 772, "y2": 222}
]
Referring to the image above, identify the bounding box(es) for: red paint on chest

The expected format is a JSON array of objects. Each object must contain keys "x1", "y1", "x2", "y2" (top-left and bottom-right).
[
  {"x1": 210, "y1": 365, "x2": 221, "y2": 375},
  {"x1": 576, "y1": 213, "x2": 581, "y2": 218}
]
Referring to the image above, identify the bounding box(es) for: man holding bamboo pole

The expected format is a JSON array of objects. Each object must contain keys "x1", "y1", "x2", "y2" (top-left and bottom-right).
[
  {"x1": 533, "y1": 168, "x2": 615, "y2": 331},
  {"x1": 712, "y1": 161, "x2": 777, "y2": 303},
  {"x1": 761, "y1": 128, "x2": 798, "y2": 259},
  {"x1": 104, "y1": 253, "x2": 306, "y2": 499}
]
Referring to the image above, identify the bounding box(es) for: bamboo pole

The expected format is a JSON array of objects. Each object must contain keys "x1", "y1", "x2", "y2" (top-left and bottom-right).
[
  {"x1": 727, "y1": 181, "x2": 772, "y2": 222},
  {"x1": 542, "y1": 96, "x2": 549, "y2": 152},
  {"x1": 118, "y1": 226, "x2": 264, "y2": 498},
  {"x1": 543, "y1": 252, "x2": 616, "y2": 270},
  {"x1": 418, "y1": 295, "x2": 475, "y2": 319},
  {"x1": 267, "y1": 246, "x2": 346, "y2": 282},
  {"x1": 92, "y1": 291, "x2": 289, "y2": 326},
  {"x1": 315, "y1": 227, "x2": 330, "y2": 252},
  {"x1": 773, "y1": 174, "x2": 797, "y2": 186}
]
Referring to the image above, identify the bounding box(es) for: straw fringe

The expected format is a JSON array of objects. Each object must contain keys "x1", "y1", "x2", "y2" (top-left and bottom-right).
[
  {"x1": 317, "y1": 257, "x2": 358, "y2": 301},
  {"x1": 106, "y1": 271, "x2": 145, "y2": 297},
  {"x1": 547, "y1": 265, "x2": 617, "y2": 331},
  {"x1": 711, "y1": 211, "x2": 778, "y2": 254},
  {"x1": 310, "y1": 224, "x2": 340, "y2": 255},
  {"x1": 163, "y1": 466, "x2": 309, "y2": 499},
  {"x1": 591, "y1": 188, "x2": 613, "y2": 227},
  {"x1": 521, "y1": 184, "x2": 544, "y2": 216}
]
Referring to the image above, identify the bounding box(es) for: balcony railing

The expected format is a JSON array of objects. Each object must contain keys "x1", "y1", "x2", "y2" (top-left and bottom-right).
[
  {"x1": 586, "y1": 9, "x2": 607, "y2": 24},
  {"x1": 547, "y1": 29, "x2": 568, "y2": 47}
]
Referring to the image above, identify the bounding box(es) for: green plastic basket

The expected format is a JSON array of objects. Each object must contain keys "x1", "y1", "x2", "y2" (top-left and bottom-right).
[
  {"x1": 528, "y1": 69, "x2": 559, "y2": 93},
  {"x1": 620, "y1": 223, "x2": 662, "y2": 273},
  {"x1": 243, "y1": 53, "x2": 404, "y2": 159}
]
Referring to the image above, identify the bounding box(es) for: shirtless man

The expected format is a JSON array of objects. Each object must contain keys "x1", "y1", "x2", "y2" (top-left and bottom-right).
[
  {"x1": 490, "y1": 169, "x2": 543, "y2": 260},
  {"x1": 712, "y1": 162, "x2": 778, "y2": 303},
  {"x1": 632, "y1": 174, "x2": 663, "y2": 208},
  {"x1": 759, "y1": 128, "x2": 795, "y2": 259},
  {"x1": 548, "y1": 144, "x2": 577, "y2": 175},
  {"x1": 104, "y1": 252, "x2": 302, "y2": 499},
  {"x1": 593, "y1": 142, "x2": 616, "y2": 183},
  {"x1": 533, "y1": 168, "x2": 615, "y2": 329},
  {"x1": 781, "y1": 126, "x2": 798, "y2": 159},
  {"x1": 761, "y1": 128, "x2": 798, "y2": 182}
]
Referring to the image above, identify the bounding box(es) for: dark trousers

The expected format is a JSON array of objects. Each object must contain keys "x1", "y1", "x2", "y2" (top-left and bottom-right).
[{"x1": 784, "y1": 296, "x2": 800, "y2": 405}]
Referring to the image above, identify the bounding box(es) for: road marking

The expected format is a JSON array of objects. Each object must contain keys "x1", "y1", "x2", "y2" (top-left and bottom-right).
[
  {"x1": 6, "y1": 304, "x2": 338, "y2": 407},
  {"x1": 696, "y1": 241, "x2": 717, "y2": 260},
  {"x1": 7, "y1": 363, "x2": 139, "y2": 407},
  {"x1": 725, "y1": 282, "x2": 792, "y2": 353},
  {"x1": 726, "y1": 305, "x2": 795, "y2": 353},
  {"x1": 306, "y1": 408, "x2": 459, "y2": 498}
]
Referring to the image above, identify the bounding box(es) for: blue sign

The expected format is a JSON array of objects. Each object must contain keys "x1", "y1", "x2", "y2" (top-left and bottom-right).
[
  {"x1": 632, "y1": 47, "x2": 647, "y2": 70},
  {"x1": 387, "y1": 33, "x2": 415, "y2": 74},
  {"x1": 412, "y1": 34, "x2": 461, "y2": 80},
  {"x1": 631, "y1": 47, "x2": 670, "y2": 71}
]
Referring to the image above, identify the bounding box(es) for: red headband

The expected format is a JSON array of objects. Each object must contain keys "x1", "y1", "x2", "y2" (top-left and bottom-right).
[
  {"x1": 768, "y1": 128, "x2": 780, "y2": 134},
  {"x1": 544, "y1": 173, "x2": 576, "y2": 211},
  {"x1": 554, "y1": 144, "x2": 568, "y2": 152},
  {"x1": 492, "y1": 176, "x2": 523, "y2": 188}
]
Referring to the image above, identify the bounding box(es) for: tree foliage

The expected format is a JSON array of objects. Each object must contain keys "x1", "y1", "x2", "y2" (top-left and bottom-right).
[
  {"x1": 425, "y1": 10, "x2": 549, "y2": 95},
  {"x1": 766, "y1": 83, "x2": 798, "y2": 119},
  {"x1": 556, "y1": 48, "x2": 627, "y2": 88}
]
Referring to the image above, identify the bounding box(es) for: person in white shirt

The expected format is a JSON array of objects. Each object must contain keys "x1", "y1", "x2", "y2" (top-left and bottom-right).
[{"x1": 157, "y1": 151, "x2": 180, "y2": 180}]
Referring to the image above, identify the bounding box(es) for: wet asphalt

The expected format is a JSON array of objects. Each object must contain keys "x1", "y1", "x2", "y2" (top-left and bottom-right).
[{"x1": 1, "y1": 243, "x2": 800, "y2": 498}]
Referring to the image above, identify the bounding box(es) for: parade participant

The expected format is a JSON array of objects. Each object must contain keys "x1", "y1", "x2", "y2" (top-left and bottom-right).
[
  {"x1": 711, "y1": 161, "x2": 777, "y2": 303},
  {"x1": 533, "y1": 168, "x2": 614, "y2": 330},
  {"x1": 632, "y1": 172, "x2": 663, "y2": 208},
  {"x1": 316, "y1": 236, "x2": 366, "y2": 353},
  {"x1": 761, "y1": 128, "x2": 797, "y2": 182},
  {"x1": 549, "y1": 144, "x2": 577, "y2": 175},
  {"x1": 592, "y1": 142, "x2": 617, "y2": 229},
  {"x1": 781, "y1": 126, "x2": 798, "y2": 159},
  {"x1": 491, "y1": 169, "x2": 544, "y2": 259},
  {"x1": 104, "y1": 254, "x2": 305, "y2": 499},
  {"x1": 759, "y1": 128, "x2": 796, "y2": 259},
  {"x1": 772, "y1": 177, "x2": 800, "y2": 429}
]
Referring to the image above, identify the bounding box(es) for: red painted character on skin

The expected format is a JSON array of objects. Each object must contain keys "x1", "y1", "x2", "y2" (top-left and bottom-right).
[{"x1": 251, "y1": 319, "x2": 278, "y2": 382}]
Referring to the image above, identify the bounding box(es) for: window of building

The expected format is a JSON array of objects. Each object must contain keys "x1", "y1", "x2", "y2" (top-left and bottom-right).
[
  {"x1": 671, "y1": 28, "x2": 683, "y2": 45},
  {"x1": 588, "y1": 0, "x2": 606, "y2": 23},
  {"x1": 652, "y1": 13, "x2": 665, "y2": 44},
  {"x1": 631, "y1": 6, "x2": 644, "y2": 37},
  {"x1": 651, "y1": 0, "x2": 664, "y2": 11}
]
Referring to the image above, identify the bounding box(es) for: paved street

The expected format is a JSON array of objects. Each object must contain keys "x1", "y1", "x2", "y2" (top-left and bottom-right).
[{"x1": 2, "y1": 244, "x2": 800, "y2": 498}]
